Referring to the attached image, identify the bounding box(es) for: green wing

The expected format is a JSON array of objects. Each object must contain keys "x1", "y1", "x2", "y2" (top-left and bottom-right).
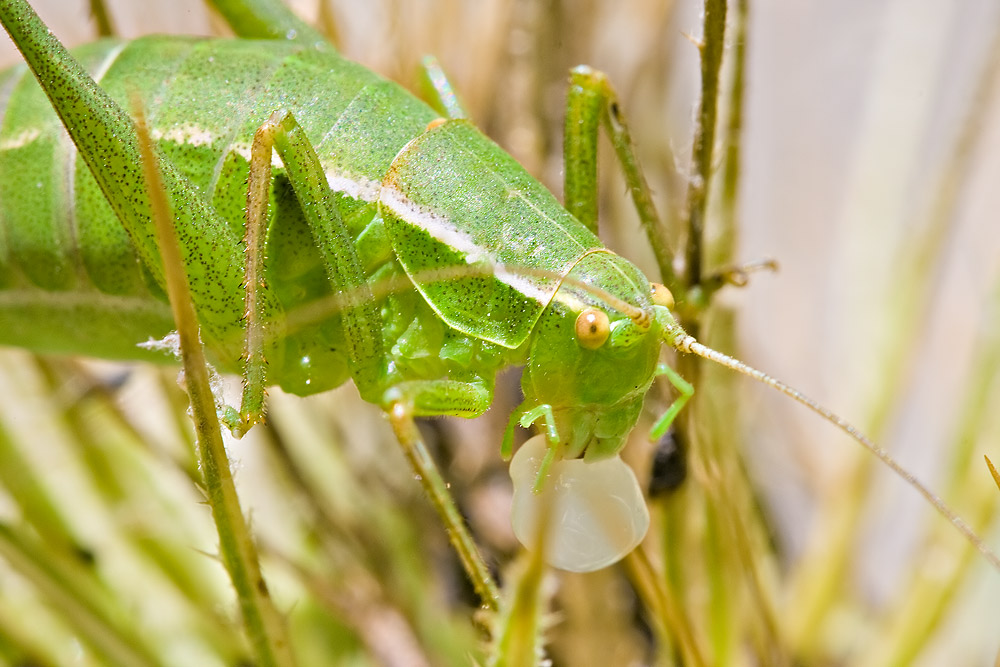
[{"x1": 380, "y1": 120, "x2": 602, "y2": 349}]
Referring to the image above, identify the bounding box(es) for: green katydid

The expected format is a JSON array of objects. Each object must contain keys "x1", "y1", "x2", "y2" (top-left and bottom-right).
[{"x1": 0, "y1": 0, "x2": 997, "y2": 600}]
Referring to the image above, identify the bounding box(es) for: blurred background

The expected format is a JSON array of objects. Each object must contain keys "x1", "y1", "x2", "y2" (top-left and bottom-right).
[{"x1": 1, "y1": 0, "x2": 999, "y2": 664}]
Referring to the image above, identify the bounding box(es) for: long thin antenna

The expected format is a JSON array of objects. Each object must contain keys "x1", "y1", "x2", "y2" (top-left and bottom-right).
[
  {"x1": 667, "y1": 330, "x2": 1000, "y2": 572},
  {"x1": 262, "y1": 258, "x2": 999, "y2": 570}
]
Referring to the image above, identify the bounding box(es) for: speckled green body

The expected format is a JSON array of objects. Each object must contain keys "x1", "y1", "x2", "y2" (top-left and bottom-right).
[
  {"x1": 0, "y1": 23, "x2": 665, "y2": 456},
  {"x1": 0, "y1": 39, "x2": 507, "y2": 391}
]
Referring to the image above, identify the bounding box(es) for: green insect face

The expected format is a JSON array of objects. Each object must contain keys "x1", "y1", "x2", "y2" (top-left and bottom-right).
[{"x1": 521, "y1": 252, "x2": 663, "y2": 461}]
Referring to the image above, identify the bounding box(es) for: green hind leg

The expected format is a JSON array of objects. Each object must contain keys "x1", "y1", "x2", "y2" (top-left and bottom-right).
[
  {"x1": 563, "y1": 67, "x2": 776, "y2": 308},
  {"x1": 237, "y1": 109, "x2": 500, "y2": 607},
  {"x1": 227, "y1": 108, "x2": 386, "y2": 435},
  {"x1": 562, "y1": 71, "x2": 696, "y2": 440},
  {"x1": 562, "y1": 66, "x2": 680, "y2": 296}
]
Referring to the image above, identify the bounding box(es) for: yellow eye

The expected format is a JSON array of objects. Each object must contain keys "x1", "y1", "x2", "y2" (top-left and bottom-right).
[
  {"x1": 575, "y1": 308, "x2": 610, "y2": 349},
  {"x1": 650, "y1": 283, "x2": 674, "y2": 309}
]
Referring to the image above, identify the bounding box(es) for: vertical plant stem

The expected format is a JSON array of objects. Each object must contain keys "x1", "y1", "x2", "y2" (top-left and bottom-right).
[
  {"x1": 684, "y1": 0, "x2": 728, "y2": 292},
  {"x1": 700, "y1": 1, "x2": 788, "y2": 660},
  {"x1": 718, "y1": 0, "x2": 747, "y2": 252},
  {"x1": 134, "y1": 101, "x2": 295, "y2": 667},
  {"x1": 488, "y1": 536, "x2": 549, "y2": 667},
  {"x1": 669, "y1": 3, "x2": 739, "y2": 659}
]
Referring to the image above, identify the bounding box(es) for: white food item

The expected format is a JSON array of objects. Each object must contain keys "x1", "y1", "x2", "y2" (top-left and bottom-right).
[{"x1": 509, "y1": 435, "x2": 650, "y2": 572}]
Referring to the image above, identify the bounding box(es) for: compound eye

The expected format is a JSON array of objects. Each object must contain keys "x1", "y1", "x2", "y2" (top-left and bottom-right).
[
  {"x1": 650, "y1": 283, "x2": 674, "y2": 309},
  {"x1": 576, "y1": 308, "x2": 610, "y2": 349}
]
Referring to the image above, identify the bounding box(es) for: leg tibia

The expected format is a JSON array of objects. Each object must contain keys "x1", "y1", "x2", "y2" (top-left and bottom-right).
[
  {"x1": 232, "y1": 110, "x2": 386, "y2": 434},
  {"x1": 649, "y1": 363, "x2": 694, "y2": 441},
  {"x1": 562, "y1": 66, "x2": 680, "y2": 295},
  {"x1": 563, "y1": 67, "x2": 604, "y2": 233},
  {"x1": 385, "y1": 401, "x2": 499, "y2": 608}
]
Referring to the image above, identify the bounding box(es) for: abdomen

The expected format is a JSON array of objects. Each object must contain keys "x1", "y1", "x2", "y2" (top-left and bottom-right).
[{"x1": 0, "y1": 37, "x2": 435, "y2": 372}]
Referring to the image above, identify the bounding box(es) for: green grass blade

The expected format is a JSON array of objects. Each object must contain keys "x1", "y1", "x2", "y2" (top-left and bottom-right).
[{"x1": 134, "y1": 100, "x2": 295, "y2": 667}]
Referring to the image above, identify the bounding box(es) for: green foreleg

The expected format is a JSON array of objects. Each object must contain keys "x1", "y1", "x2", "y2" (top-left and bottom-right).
[
  {"x1": 649, "y1": 363, "x2": 695, "y2": 441},
  {"x1": 520, "y1": 405, "x2": 559, "y2": 445},
  {"x1": 224, "y1": 115, "x2": 281, "y2": 434},
  {"x1": 518, "y1": 405, "x2": 563, "y2": 493},
  {"x1": 563, "y1": 68, "x2": 603, "y2": 234},
  {"x1": 501, "y1": 402, "x2": 564, "y2": 493},
  {"x1": 230, "y1": 108, "x2": 385, "y2": 432}
]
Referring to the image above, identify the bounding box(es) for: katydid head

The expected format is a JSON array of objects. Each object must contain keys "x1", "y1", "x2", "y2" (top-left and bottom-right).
[{"x1": 520, "y1": 252, "x2": 664, "y2": 462}]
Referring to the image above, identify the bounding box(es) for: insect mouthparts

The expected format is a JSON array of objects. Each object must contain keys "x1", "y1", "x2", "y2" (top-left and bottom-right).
[{"x1": 630, "y1": 308, "x2": 652, "y2": 330}]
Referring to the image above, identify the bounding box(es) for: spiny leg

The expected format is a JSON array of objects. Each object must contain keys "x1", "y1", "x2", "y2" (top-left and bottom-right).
[
  {"x1": 254, "y1": 110, "x2": 385, "y2": 382},
  {"x1": 383, "y1": 379, "x2": 500, "y2": 610},
  {"x1": 564, "y1": 68, "x2": 777, "y2": 310},
  {"x1": 228, "y1": 123, "x2": 274, "y2": 435},
  {"x1": 231, "y1": 108, "x2": 386, "y2": 434},
  {"x1": 562, "y1": 65, "x2": 601, "y2": 235},
  {"x1": 244, "y1": 109, "x2": 502, "y2": 606},
  {"x1": 563, "y1": 65, "x2": 680, "y2": 297}
]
